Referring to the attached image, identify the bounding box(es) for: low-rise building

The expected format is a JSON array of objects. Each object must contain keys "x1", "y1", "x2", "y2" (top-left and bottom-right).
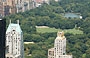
[{"x1": 48, "y1": 48, "x2": 54, "y2": 58}]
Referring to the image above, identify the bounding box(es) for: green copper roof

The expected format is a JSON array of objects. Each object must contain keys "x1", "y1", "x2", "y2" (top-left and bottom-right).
[{"x1": 6, "y1": 23, "x2": 22, "y2": 33}]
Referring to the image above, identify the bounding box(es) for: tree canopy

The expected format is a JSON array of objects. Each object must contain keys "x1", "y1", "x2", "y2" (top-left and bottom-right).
[{"x1": 4, "y1": 0, "x2": 90, "y2": 58}]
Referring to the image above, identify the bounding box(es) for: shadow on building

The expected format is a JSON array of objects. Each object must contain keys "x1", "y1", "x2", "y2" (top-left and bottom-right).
[{"x1": 0, "y1": 18, "x2": 6, "y2": 58}]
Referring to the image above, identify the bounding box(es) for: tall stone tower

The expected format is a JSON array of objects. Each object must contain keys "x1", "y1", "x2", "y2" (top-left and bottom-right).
[
  {"x1": 54, "y1": 31, "x2": 66, "y2": 58},
  {"x1": 6, "y1": 20, "x2": 24, "y2": 58},
  {"x1": 48, "y1": 31, "x2": 72, "y2": 58}
]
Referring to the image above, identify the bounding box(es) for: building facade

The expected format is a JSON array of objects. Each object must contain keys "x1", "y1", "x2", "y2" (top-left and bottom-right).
[
  {"x1": 23, "y1": 0, "x2": 35, "y2": 11},
  {"x1": 48, "y1": 48, "x2": 54, "y2": 58},
  {"x1": 0, "y1": 0, "x2": 6, "y2": 2},
  {"x1": 34, "y1": 0, "x2": 49, "y2": 7},
  {"x1": 0, "y1": 0, "x2": 50, "y2": 16},
  {"x1": 0, "y1": 2, "x2": 3, "y2": 17},
  {"x1": 0, "y1": 2, "x2": 10, "y2": 17},
  {"x1": 0, "y1": 19, "x2": 6, "y2": 58},
  {"x1": 6, "y1": 20, "x2": 24, "y2": 58},
  {"x1": 48, "y1": 31, "x2": 72, "y2": 58},
  {"x1": 6, "y1": 0, "x2": 16, "y2": 14},
  {"x1": 15, "y1": 0, "x2": 24, "y2": 13}
]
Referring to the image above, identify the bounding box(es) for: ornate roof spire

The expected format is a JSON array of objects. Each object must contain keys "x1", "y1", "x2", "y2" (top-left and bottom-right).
[{"x1": 57, "y1": 31, "x2": 64, "y2": 37}]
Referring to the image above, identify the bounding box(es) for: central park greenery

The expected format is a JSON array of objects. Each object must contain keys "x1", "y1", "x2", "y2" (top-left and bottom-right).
[{"x1": 4, "y1": 0, "x2": 90, "y2": 58}]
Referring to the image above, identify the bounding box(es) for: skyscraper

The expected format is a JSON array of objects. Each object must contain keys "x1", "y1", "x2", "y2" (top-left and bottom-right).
[
  {"x1": 6, "y1": 20, "x2": 24, "y2": 58},
  {"x1": 15, "y1": 0, "x2": 24, "y2": 13},
  {"x1": 48, "y1": 31, "x2": 72, "y2": 58},
  {"x1": 54, "y1": 31, "x2": 66, "y2": 57},
  {"x1": 0, "y1": 19, "x2": 6, "y2": 58}
]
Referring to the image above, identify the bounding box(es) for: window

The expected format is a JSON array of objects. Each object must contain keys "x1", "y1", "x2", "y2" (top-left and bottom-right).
[
  {"x1": 13, "y1": 30, "x2": 15, "y2": 31},
  {"x1": 6, "y1": 46, "x2": 9, "y2": 53}
]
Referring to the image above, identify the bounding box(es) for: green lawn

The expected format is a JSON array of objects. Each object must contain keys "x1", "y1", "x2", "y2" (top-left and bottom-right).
[{"x1": 36, "y1": 28, "x2": 83, "y2": 34}]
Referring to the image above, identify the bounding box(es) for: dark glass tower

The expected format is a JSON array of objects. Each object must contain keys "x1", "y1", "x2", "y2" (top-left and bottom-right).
[{"x1": 0, "y1": 19, "x2": 6, "y2": 58}]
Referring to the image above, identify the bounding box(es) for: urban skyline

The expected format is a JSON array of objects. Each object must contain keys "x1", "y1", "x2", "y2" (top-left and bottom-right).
[
  {"x1": 0, "y1": 0, "x2": 90, "y2": 58},
  {"x1": 0, "y1": 0, "x2": 50, "y2": 17}
]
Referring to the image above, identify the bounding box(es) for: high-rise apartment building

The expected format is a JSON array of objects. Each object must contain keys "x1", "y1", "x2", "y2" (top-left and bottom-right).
[
  {"x1": 6, "y1": 0, "x2": 16, "y2": 14},
  {"x1": 0, "y1": 2, "x2": 10, "y2": 17},
  {"x1": 6, "y1": 20, "x2": 24, "y2": 58},
  {"x1": 0, "y1": 19, "x2": 6, "y2": 58},
  {"x1": 23, "y1": 0, "x2": 34, "y2": 11},
  {"x1": 48, "y1": 31, "x2": 72, "y2": 58},
  {"x1": 15, "y1": 0, "x2": 24, "y2": 13},
  {"x1": 0, "y1": 0, "x2": 50, "y2": 16},
  {"x1": 0, "y1": 2, "x2": 3, "y2": 17}
]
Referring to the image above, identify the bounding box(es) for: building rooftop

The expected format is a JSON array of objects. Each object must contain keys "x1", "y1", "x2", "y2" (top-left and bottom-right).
[
  {"x1": 6, "y1": 21, "x2": 22, "y2": 34},
  {"x1": 56, "y1": 31, "x2": 66, "y2": 40}
]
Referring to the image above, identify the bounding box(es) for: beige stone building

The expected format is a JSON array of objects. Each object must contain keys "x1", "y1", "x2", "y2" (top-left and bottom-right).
[{"x1": 48, "y1": 31, "x2": 72, "y2": 58}]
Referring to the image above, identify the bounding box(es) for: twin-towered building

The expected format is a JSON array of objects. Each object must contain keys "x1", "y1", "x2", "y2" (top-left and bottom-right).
[
  {"x1": 48, "y1": 31, "x2": 72, "y2": 58},
  {"x1": 6, "y1": 20, "x2": 24, "y2": 58}
]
